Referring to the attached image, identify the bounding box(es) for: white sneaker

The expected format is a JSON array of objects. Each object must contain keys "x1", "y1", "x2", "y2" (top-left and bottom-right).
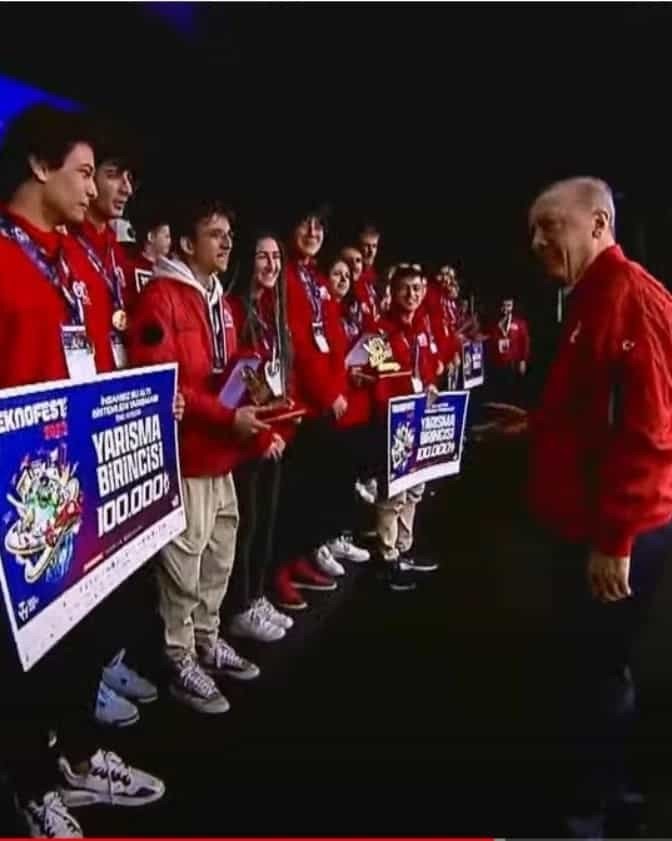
[
  {"x1": 23, "y1": 791, "x2": 83, "y2": 838},
  {"x1": 198, "y1": 638, "x2": 260, "y2": 681},
  {"x1": 328, "y1": 535, "x2": 371, "y2": 563},
  {"x1": 59, "y1": 750, "x2": 165, "y2": 808},
  {"x1": 230, "y1": 604, "x2": 285, "y2": 642},
  {"x1": 94, "y1": 681, "x2": 139, "y2": 728},
  {"x1": 355, "y1": 479, "x2": 377, "y2": 504},
  {"x1": 314, "y1": 544, "x2": 345, "y2": 577},
  {"x1": 256, "y1": 596, "x2": 294, "y2": 630},
  {"x1": 169, "y1": 652, "x2": 230, "y2": 714},
  {"x1": 102, "y1": 649, "x2": 158, "y2": 704}
]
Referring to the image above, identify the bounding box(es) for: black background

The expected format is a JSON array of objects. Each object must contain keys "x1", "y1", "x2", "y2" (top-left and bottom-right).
[{"x1": 2, "y1": 2, "x2": 672, "y2": 318}]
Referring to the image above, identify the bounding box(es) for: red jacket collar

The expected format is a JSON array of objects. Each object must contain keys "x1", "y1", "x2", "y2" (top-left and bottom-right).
[
  {"x1": 79, "y1": 217, "x2": 115, "y2": 259},
  {"x1": 2, "y1": 206, "x2": 63, "y2": 258},
  {"x1": 575, "y1": 244, "x2": 626, "y2": 294}
]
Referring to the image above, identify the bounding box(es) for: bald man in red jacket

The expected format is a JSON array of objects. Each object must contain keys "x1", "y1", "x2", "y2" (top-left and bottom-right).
[{"x1": 497, "y1": 176, "x2": 672, "y2": 836}]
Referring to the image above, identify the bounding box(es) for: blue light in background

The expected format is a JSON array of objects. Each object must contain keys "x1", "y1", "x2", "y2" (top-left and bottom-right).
[
  {"x1": 144, "y1": 2, "x2": 199, "y2": 39},
  {"x1": 0, "y1": 74, "x2": 80, "y2": 140}
]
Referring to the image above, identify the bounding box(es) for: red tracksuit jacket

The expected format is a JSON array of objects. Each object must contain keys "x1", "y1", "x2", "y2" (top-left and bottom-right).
[
  {"x1": 128, "y1": 257, "x2": 240, "y2": 478},
  {"x1": 374, "y1": 307, "x2": 442, "y2": 416},
  {"x1": 122, "y1": 251, "x2": 155, "y2": 314},
  {"x1": 486, "y1": 314, "x2": 530, "y2": 367},
  {"x1": 75, "y1": 218, "x2": 131, "y2": 310},
  {"x1": 423, "y1": 283, "x2": 463, "y2": 364},
  {"x1": 353, "y1": 268, "x2": 380, "y2": 332},
  {"x1": 285, "y1": 257, "x2": 347, "y2": 416},
  {"x1": 529, "y1": 245, "x2": 672, "y2": 557},
  {"x1": 228, "y1": 292, "x2": 303, "y2": 453},
  {"x1": 0, "y1": 209, "x2": 115, "y2": 387}
]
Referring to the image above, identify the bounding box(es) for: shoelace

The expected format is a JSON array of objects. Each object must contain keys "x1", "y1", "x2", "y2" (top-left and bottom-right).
[
  {"x1": 257, "y1": 597, "x2": 284, "y2": 623},
  {"x1": 90, "y1": 751, "x2": 133, "y2": 791},
  {"x1": 179, "y1": 658, "x2": 217, "y2": 698},
  {"x1": 213, "y1": 639, "x2": 245, "y2": 669},
  {"x1": 247, "y1": 605, "x2": 276, "y2": 629},
  {"x1": 38, "y1": 792, "x2": 80, "y2": 838}
]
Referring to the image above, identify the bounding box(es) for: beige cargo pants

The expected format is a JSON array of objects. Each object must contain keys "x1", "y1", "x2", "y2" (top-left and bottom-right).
[
  {"x1": 375, "y1": 483, "x2": 426, "y2": 561},
  {"x1": 157, "y1": 474, "x2": 239, "y2": 662}
]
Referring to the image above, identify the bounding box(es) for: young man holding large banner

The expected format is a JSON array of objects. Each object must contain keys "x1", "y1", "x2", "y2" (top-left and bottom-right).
[
  {"x1": 70, "y1": 127, "x2": 162, "y2": 731},
  {"x1": 0, "y1": 105, "x2": 164, "y2": 838},
  {"x1": 129, "y1": 198, "x2": 267, "y2": 714},
  {"x1": 375, "y1": 266, "x2": 443, "y2": 590}
]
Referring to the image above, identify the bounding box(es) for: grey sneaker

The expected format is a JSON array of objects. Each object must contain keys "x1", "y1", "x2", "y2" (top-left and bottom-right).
[
  {"x1": 198, "y1": 638, "x2": 260, "y2": 681},
  {"x1": 169, "y1": 652, "x2": 230, "y2": 714}
]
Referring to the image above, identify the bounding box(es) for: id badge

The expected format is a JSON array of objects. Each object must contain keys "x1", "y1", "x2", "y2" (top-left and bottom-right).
[
  {"x1": 498, "y1": 338, "x2": 510, "y2": 354},
  {"x1": 313, "y1": 325, "x2": 330, "y2": 353},
  {"x1": 61, "y1": 325, "x2": 96, "y2": 382},
  {"x1": 411, "y1": 376, "x2": 424, "y2": 394},
  {"x1": 110, "y1": 331, "x2": 128, "y2": 370}
]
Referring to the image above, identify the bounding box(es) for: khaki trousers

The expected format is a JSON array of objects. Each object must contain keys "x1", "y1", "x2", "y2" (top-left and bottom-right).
[
  {"x1": 376, "y1": 483, "x2": 426, "y2": 561},
  {"x1": 157, "y1": 474, "x2": 239, "y2": 661}
]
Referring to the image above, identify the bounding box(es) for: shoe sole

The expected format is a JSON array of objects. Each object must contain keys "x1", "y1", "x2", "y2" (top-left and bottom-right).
[
  {"x1": 102, "y1": 677, "x2": 159, "y2": 705},
  {"x1": 229, "y1": 627, "x2": 286, "y2": 643},
  {"x1": 204, "y1": 664, "x2": 261, "y2": 682},
  {"x1": 407, "y1": 565, "x2": 439, "y2": 573},
  {"x1": 389, "y1": 582, "x2": 416, "y2": 592},
  {"x1": 292, "y1": 581, "x2": 338, "y2": 591},
  {"x1": 169, "y1": 684, "x2": 230, "y2": 714},
  {"x1": 276, "y1": 600, "x2": 308, "y2": 611},
  {"x1": 60, "y1": 783, "x2": 165, "y2": 809},
  {"x1": 95, "y1": 710, "x2": 140, "y2": 728},
  {"x1": 333, "y1": 554, "x2": 370, "y2": 563}
]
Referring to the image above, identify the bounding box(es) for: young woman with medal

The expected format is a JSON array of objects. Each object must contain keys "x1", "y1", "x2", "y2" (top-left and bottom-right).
[
  {"x1": 277, "y1": 204, "x2": 371, "y2": 610},
  {"x1": 225, "y1": 232, "x2": 297, "y2": 640}
]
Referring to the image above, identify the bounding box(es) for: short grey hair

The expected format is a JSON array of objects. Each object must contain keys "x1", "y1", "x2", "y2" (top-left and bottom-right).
[{"x1": 536, "y1": 176, "x2": 616, "y2": 234}]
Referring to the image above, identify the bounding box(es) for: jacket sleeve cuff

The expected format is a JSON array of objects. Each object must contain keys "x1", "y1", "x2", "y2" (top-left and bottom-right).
[{"x1": 593, "y1": 522, "x2": 635, "y2": 558}]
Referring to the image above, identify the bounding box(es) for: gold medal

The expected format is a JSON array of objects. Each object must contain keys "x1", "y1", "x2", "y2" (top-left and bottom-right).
[{"x1": 112, "y1": 309, "x2": 127, "y2": 332}]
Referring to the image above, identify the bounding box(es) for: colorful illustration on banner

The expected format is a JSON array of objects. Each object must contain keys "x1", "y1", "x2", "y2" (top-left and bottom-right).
[
  {"x1": 391, "y1": 420, "x2": 415, "y2": 472},
  {"x1": 4, "y1": 444, "x2": 83, "y2": 586}
]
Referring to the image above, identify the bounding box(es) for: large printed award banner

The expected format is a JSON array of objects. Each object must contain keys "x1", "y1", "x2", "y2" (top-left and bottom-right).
[
  {"x1": 387, "y1": 390, "x2": 470, "y2": 497},
  {"x1": 0, "y1": 364, "x2": 185, "y2": 671}
]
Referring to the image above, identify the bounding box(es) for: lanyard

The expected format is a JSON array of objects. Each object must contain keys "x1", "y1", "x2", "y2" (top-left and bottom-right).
[
  {"x1": 442, "y1": 295, "x2": 457, "y2": 327},
  {"x1": 249, "y1": 303, "x2": 277, "y2": 358},
  {"x1": 0, "y1": 215, "x2": 86, "y2": 325},
  {"x1": 298, "y1": 265, "x2": 324, "y2": 325},
  {"x1": 365, "y1": 279, "x2": 378, "y2": 319},
  {"x1": 498, "y1": 314, "x2": 512, "y2": 337},
  {"x1": 75, "y1": 233, "x2": 125, "y2": 313},
  {"x1": 401, "y1": 330, "x2": 421, "y2": 381}
]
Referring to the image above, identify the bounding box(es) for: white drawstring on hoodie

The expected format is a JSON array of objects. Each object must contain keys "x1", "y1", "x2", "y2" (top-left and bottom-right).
[{"x1": 153, "y1": 256, "x2": 229, "y2": 371}]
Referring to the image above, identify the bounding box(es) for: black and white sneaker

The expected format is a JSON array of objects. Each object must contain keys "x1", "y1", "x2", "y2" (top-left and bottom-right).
[
  {"x1": 58, "y1": 750, "x2": 165, "y2": 808},
  {"x1": 400, "y1": 554, "x2": 439, "y2": 573},
  {"x1": 379, "y1": 560, "x2": 416, "y2": 592},
  {"x1": 22, "y1": 791, "x2": 83, "y2": 838}
]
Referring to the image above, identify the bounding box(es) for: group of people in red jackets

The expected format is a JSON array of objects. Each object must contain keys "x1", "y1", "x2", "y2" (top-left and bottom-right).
[{"x1": 0, "y1": 103, "x2": 534, "y2": 838}]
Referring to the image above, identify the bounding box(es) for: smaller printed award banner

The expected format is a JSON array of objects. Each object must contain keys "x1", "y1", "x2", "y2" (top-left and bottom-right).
[
  {"x1": 462, "y1": 339, "x2": 485, "y2": 389},
  {"x1": 387, "y1": 390, "x2": 470, "y2": 497},
  {"x1": 0, "y1": 364, "x2": 185, "y2": 671}
]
